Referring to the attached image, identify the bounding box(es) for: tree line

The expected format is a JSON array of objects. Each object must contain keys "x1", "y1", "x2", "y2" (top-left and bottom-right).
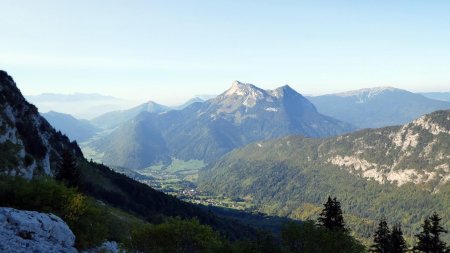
[{"x1": 370, "y1": 213, "x2": 448, "y2": 253}]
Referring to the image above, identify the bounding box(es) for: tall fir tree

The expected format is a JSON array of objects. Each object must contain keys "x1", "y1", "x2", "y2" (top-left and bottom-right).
[
  {"x1": 414, "y1": 213, "x2": 448, "y2": 253},
  {"x1": 317, "y1": 196, "x2": 346, "y2": 231},
  {"x1": 414, "y1": 218, "x2": 434, "y2": 253},
  {"x1": 56, "y1": 149, "x2": 80, "y2": 187},
  {"x1": 390, "y1": 224, "x2": 408, "y2": 253},
  {"x1": 429, "y1": 213, "x2": 448, "y2": 253},
  {"x1": 370, "y1": 218, "x2": 391, "y2": 253}
]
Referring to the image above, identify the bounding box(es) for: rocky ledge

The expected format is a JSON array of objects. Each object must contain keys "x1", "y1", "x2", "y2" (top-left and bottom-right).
[{"x1": 0, "y1": 207, "x2": 77, "y2": 253}]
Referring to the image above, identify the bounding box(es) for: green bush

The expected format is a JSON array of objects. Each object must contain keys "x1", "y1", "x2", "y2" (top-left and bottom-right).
[
  {"x1": 281, "y1": 221, "x2": 366, "y2": 253},
  {"x1": 0, "y1": 176, "x2": 108, "y2": 249},
  {"x1": 124, "y1": 217, "x2": 228, "y2": 253},
  {"x1": 0, "y1": 141, "x2": 20, "y2": 170}
]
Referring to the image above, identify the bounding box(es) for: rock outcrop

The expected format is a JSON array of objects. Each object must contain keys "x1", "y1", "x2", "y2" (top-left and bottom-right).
[
  {"x1": 0, "y1": 70, "x2": 82, "y2": 179},
  {"x1": 0, "y1": 207, "x2": 77, "y2": 253}
]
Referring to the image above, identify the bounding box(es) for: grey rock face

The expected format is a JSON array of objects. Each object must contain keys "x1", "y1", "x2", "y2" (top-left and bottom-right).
[{"x1": 0, "y1": 207, "x2": 77, "y2": 253}]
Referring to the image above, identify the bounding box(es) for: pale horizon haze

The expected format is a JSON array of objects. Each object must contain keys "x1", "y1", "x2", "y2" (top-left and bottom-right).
[{"x1": 1, "y1": 0, "x2": 450, "y2": 106}]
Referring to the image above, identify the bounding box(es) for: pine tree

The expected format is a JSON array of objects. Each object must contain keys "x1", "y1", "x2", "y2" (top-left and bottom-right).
[
  {"x1": 317, "y1": 196, "x2": 346, "y2": 231},
  {"x1": 429, "y1": 213, "x2": 447, "y2": 253},
  {"x1": 414, "y1": 214, "x2": 448, "y2": 253},
  {"x1": 56, "y1": 149, "x2": 80, "y2": 187},
  {"x1": 414, "y1": 218, "x2": 433, "y2": 253},
  {"x1": 390, "y1": 224, "x2": 408, "y2": 253},
  {"x1": 370, "y1": 218, "x2": 391, "y2": 253}
]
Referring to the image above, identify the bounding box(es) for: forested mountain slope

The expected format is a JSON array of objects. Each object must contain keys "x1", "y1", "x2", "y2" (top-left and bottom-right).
[{"x1": 199, "y1": 110, "x2": 450, "y2": 240}]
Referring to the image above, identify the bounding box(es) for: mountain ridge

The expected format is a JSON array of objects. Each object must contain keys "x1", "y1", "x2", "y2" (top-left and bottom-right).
[
  {"x1": 85, "y1": 81, "x2": 354, "y2": 169},
  {"x1": 308, "y1": 87, "x2": 450, "y2": 128},
  {"x1": 41, "y1": 111, "x2": 99, "y2": 142},
  {"x1": 90, "y1": 100, "x2": 171, "y2": 129}
]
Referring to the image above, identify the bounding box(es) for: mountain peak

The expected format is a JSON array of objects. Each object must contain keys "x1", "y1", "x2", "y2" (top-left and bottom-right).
[
  {"x1": 225, "y1": 81, "x2": 263, "y2": 97},
  {"x1": 144, "y1": 100, "x2": 159, "y2": 105},
  {"x1": 139, "y1": 100, "x2": 170, "y2": 112},
  {"x1": 270, "y1": 84, "x2": 299, "y2": 98}
]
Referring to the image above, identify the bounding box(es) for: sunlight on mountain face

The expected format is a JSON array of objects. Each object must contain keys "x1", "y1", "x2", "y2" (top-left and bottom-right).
[{"x1": 1, "y1": 1, "x2": 450, "y2": 252}]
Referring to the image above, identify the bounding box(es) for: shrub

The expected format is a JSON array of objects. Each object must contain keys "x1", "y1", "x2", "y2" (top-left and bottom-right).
[
  {"x1": 281, "y1": 220, "x2": 366, "y2": 253},
  {"x1": 124, "y1": 217, "x2": 227, "y2": 253},
  {"x1": 0, "y1": 176, "x2": 108, "y2": 249}
]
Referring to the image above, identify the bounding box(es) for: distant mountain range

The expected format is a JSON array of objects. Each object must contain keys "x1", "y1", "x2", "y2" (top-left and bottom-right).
[
  {"x1": 38, "y1": 84, "x2": 450, "y2": 173},
  {"x1": 26, "y1": 93, "x2": 134, "y2": 119},
  {"x1": 308, "y1": 87, "x2": 450, "y2": 129},
  {"x1": 41, "y1": 111, "x2": 100, "y2": 142},
  {"x1": 90, "y1": 100, "x2": 171, "y2": 130},
  {"x1": 199, "y1": 110, "x2": 450, "y2": 240},
  {"x1": 420, "y1": 92, "x2": 450, "y2": 102},
  {"x1": 26, "y1": 92, "x2": 119, "y2": 102},
  {"x1": 90, "y1": 97, "x2": 211, "y2": 130},
  {"x1": 84, "y1": 81, "x2": 354, "y2": 169}
]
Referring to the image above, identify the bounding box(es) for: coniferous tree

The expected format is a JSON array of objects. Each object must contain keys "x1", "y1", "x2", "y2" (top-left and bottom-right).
[
  {"x1": 414, "y1": 218, "x2": 433, "y2": 253},
  {"x1": 318, "y1": 196, "x2": 334, "y2": 230},
  {"x1": 390, "y1": 224, "x2": 408, "y2": 253},
  {"x1": 370, "y1": 218, "x2": 391, "y2": 253},
  {"x1": 429, "y1": 213, "x2": 448, "y2": 253},
  {"x1": 317, "y1": 196, "x2": 346, "y2": 231},
  {"x1": 56, "y1": 149, "x2": 80, "y2": 187},
  {"x1": 414, "y1": 214, "x2": 448, "y2": 253}
]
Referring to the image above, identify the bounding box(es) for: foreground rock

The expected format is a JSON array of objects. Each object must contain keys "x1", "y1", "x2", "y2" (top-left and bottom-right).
[{"x1": 0, "y1": 207, "x2": 77, "y2": 253}]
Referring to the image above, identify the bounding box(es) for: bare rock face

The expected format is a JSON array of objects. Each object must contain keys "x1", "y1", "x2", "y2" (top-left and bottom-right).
[{"x1": 0, "y1": 207, "x2": 77, "y2": 253}]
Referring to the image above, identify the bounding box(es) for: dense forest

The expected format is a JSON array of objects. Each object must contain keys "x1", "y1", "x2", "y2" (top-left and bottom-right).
[{"x1": 199, "y1": 111, "x2": 450, "y2": 244}]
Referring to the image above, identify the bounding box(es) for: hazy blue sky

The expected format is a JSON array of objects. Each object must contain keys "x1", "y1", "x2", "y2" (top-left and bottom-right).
[{"x1": 1, "y1": 0, "x2": 449, "y2": 105}]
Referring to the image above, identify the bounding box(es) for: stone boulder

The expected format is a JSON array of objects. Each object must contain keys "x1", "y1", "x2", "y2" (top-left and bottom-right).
[{"x1": 0, "y1": 207, "x2": 77, "y2": 253}]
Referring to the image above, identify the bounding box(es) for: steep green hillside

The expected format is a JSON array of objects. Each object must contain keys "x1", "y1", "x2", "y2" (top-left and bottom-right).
[{"x1": 199, "y1": 110, "x2": 450, "y2": 241}]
